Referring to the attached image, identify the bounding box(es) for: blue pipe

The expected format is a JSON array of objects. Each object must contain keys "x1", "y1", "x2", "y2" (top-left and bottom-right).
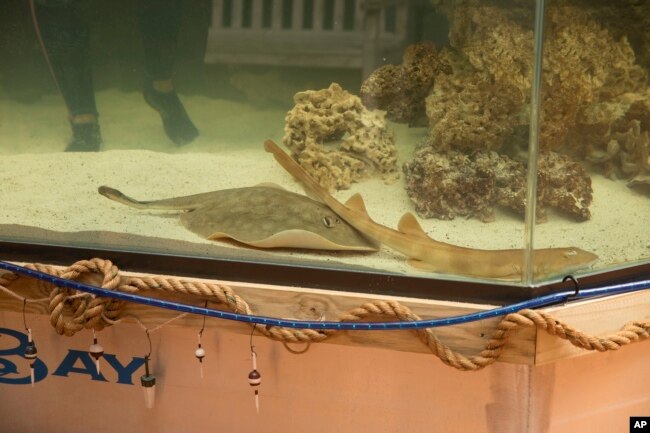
[{"x1": 0, "y1": 260, "x2": 648, "y2": 331}]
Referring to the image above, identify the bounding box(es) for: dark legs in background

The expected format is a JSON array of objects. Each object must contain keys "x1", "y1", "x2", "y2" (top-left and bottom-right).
[
  {"x1": 138, "y1": 0, "x2": 199, "y2": 145},
  {"x1": 33, "y1": 0, "x2": 198, "y2": 151},
  {"x1": 137, "y1": 0, "x2": 181, "y2": 81},
  {"x1": 34, "y1": 0, "x2": 101, "y2": 151},
  {"x1": 34, "y1": 0, "x2": 97, "y2": 118}
]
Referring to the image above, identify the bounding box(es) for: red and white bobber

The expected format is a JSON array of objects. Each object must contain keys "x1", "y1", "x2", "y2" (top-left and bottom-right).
[{"x1": 248, "y1": 349, "x2": 261, "y2": 413}]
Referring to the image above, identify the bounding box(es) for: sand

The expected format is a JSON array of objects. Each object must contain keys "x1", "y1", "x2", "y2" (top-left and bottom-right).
[{"x1": 0, "y1": 90, "x2": 648, "y2": 286}]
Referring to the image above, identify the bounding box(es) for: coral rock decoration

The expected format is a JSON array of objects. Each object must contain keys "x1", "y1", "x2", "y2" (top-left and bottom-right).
[
  {"x1": 577, "y1": 93, "x2": 650, "y2": 190},
  {"x1": 400, "y1": 0, "x2": 650, "y2": 223},
  {"x1": 283, "y1": 83, "x2": 399, "y2": 191},
  {"x1": 537, "y1": 151, "x2": 593, "y2": 221},
  {"x1": 402, "y1": 148, "x2": 499, "y2": 222},
  {"x1": 425, "y1": 67, "x2": 525, "y2": 152},
  {"x1": 429, "y1": 2, "x2": 648, "y2": 153},
  {"x1": 403, "y1": 148, "x2": 593, "y2": 222},
  {"x1": 360, "y1": 42, "x2": 452, "y2": 126}
]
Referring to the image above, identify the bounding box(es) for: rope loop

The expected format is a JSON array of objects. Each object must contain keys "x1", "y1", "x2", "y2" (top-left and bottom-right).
[
  {"x1": 34, "y1": 259, "x2": 126, "y2": 336},
  {"x1": 1, "y1": 257, "x2": 648, "y2": 370}
]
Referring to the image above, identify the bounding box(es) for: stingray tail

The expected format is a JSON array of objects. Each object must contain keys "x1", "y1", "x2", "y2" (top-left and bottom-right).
[
  {"x1": 97, "y1": 185, "x2": 151, "y2": 209},
  {"x1": 98, "y1": 185, "x2": 192, "y2": 210}
]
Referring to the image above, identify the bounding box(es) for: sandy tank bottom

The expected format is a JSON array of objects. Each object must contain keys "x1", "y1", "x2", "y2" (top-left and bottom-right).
[{"x1": 0, "y1": 90, "x2": 648, "y2": 285}]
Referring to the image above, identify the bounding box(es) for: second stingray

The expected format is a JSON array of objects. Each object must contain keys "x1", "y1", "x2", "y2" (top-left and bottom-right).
[{"x1": 98, "y1": 184, "x2": 379, "y2": 251}]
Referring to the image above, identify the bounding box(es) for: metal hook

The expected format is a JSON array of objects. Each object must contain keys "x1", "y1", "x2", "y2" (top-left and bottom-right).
[{"x1": 563, "y1": 275, "x2": 580, "y2": 301}]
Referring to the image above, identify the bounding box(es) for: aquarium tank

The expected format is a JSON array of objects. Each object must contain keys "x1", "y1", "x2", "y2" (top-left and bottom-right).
[{"x1": 0, "y1": 0, "x2": 647, "y2": 297}]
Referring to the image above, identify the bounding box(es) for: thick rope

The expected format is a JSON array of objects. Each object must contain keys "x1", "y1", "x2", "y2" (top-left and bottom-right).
[{"x1": 0, "y1": 258, "x2": 648, "y2": 371}]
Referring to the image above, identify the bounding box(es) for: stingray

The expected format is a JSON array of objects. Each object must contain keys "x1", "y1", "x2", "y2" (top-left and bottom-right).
[{"x1": 97, "y1": 185, "x2": 379, "y2": 251}]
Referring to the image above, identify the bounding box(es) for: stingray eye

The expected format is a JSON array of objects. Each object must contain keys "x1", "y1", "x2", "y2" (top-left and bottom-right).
[
  {"x1": 322, "y1": 216, "x2": 335, "y2": 228},
  {"x1": 564, "y1": 249, "x2": 577, "y2": 258}
]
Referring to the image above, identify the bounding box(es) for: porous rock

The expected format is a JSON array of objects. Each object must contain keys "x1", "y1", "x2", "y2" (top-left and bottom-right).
[
  {"x1": 402, "y1": 147, "x2": 593, "y2": 222},
  {"x1": 283, "y1": 83, "x2": 398, "y2": 190},
  {"x1": 360, "y1": 42, "x2": 451, "y2": 126}
]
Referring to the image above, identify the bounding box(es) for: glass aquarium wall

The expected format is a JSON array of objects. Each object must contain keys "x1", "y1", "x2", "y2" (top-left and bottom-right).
[
  {"x1": 0, "y1": 0, "x2": 646, "y2": 289},
  {"x1": 533, "y1": 0, "x2": 650, "y2": 283}
]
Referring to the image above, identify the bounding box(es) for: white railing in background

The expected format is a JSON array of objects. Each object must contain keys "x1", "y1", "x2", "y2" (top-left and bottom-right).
[{"x1": 204, "y1": 0, "x2": 410, "y2": 77}]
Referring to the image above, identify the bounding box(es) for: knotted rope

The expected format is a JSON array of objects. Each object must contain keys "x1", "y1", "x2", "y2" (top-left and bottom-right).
[{"x1": 0, "y1": 258, "x2": 648, "y2": 371}]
